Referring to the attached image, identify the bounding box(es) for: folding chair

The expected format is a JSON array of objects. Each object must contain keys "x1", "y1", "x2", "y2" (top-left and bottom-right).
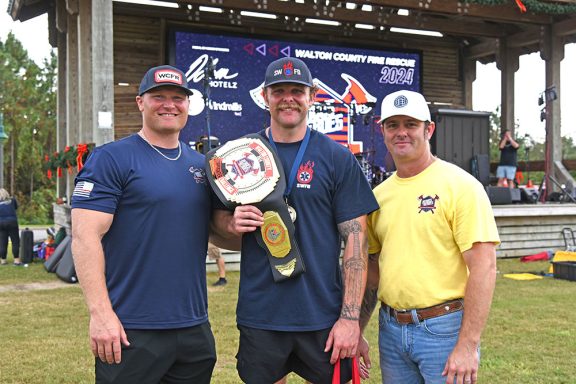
[{"x1": 561, "y1": 227, "x2": 576, "y2": 251}]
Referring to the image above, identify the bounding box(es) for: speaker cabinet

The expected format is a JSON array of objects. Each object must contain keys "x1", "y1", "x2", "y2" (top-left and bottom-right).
[
  {"x1": 471, "y1": 154, "x2": 491, "y2": 186},
  {"x1": 485, "y1": 186, "x2": 512, "y2": 205}
]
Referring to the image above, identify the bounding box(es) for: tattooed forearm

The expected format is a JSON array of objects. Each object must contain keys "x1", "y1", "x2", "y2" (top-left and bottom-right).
[
  {"x1": 360, "y1": 287, "x2": 378, "y2": 330},
  {"x1": 338, "y1": 220, "x2": 361, "y2": 245},
  {"x1": 340, "y1": 304, "x2": 361, "y2": 321},
  {"x1": 338, "y1": 218, "x2": 368, "y2": 321},
  {"x1": 360, "y1": 252, "x2": 380, "y2": 330}
]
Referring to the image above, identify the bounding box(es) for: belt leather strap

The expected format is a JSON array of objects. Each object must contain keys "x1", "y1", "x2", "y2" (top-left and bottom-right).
[{"x1": 386, "y1": 299, "x2": 463, "y2": 325}]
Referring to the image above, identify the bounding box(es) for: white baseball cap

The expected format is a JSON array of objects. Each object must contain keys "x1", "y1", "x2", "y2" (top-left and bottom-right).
[{"x1": 378, "y1": 90, "x2": 431, "y2": 123}]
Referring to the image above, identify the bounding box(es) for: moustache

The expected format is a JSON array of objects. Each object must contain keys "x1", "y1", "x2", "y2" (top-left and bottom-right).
[{"x1": 277, "y1": 103, "x2": 301, "y2": 111}]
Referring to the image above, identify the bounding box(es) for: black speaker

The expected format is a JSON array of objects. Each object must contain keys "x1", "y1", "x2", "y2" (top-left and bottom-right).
[
  {"x1": 471, "y1": 154, "x2": 490, "y2": 186},
  {"x1": 510, "y1": 188, "x2": 521, "y2": 203},
  {"x1": 19, "y1": 228, "x2": 34, "y2": 264},
  {"x1": 520, "y1": 188, "x2": 538, "y2": 203},
  {"x1": 485, "y1": 186, "x2": 512, "y2": 205}
]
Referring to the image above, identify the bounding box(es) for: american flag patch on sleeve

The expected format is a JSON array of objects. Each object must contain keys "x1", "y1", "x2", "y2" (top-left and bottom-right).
[{"x1": 73, "y1": 181, "x2": 94, "y2": 198}]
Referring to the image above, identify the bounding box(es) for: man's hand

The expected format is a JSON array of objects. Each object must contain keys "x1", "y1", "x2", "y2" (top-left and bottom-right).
[
  {"x1": 442, "y1": 341, "x2": 479, "y2": 384},
  {"x1": 230, "y1": 205, "x2": 264, "y2": 233},
  {"x1": 356, "y1": 334, "x2": 371, "y2": 379},
  {"x1": 324, "y1": 318, "x2": 360, "y2": 364},
  {"x1": 89, "y1": 310, "x2": 130, "y2": 364}
]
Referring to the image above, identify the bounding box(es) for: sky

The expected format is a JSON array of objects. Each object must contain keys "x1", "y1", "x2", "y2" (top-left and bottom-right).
[{"x1": 1, "y1": 1, "x2": 575, "y2": 143}]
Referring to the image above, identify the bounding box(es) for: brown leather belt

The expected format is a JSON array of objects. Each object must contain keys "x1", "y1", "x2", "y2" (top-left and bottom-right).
[{"x1": 386, "y1": 299, "x2": 463, "y2": 325}]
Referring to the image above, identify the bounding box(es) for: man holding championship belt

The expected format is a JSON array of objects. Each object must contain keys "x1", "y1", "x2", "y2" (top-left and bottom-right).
[
  {"x1": 214, "y1": 57, "x2": 378, "y2": 384},
  {"x1": 206, "y1": 131, "x2": 305, "y2": 282}
]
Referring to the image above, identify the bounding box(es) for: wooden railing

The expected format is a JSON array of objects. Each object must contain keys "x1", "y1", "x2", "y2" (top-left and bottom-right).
[{"x1": 490, "y1": 160, "x2": 576, "y2": 173}]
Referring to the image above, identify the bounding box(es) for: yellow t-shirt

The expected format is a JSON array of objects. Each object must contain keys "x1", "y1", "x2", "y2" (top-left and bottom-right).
[{"x1": 368, "y1": 159, "x2": 500, "y2": 310}]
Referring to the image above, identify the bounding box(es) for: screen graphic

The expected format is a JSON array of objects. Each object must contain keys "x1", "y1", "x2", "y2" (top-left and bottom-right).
[{"x1": 172, "y1": 30, "x2": 421, "y2": 168}]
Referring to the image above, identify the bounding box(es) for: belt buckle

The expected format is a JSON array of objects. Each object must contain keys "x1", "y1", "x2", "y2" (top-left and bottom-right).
[{"x1": 392, "y1": 308, "x2": 410, "y2": 324}]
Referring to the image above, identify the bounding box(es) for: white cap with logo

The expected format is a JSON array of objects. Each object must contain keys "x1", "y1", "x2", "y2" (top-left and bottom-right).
[{"x1": 378, "y1": 90, "x2": 431, "y2": 123}]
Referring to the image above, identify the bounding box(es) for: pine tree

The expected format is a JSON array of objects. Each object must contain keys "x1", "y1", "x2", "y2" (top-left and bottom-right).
[{"x1": 0, "y1": 32, "x2": 57, "y2": 223}]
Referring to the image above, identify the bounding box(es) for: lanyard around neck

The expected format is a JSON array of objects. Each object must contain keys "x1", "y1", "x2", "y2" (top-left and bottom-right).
[{"x1": 267, "y1": 127, "x2": 311, "y2": 198}]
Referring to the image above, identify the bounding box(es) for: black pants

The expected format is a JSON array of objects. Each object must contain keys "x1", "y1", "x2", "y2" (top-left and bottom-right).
[{"x1": 0, "y1": 220, "x2": 19, "y2": 260}]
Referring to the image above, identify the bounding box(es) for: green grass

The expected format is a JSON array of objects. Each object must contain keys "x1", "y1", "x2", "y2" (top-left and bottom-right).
[{"x1": 1, "y1": 259, "x2": 575, "y2": 383}]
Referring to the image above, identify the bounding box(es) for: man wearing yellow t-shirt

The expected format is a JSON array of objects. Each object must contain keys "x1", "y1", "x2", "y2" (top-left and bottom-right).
[{"x1": 357, "y1": 90, "x2": 500, "y2": 384}]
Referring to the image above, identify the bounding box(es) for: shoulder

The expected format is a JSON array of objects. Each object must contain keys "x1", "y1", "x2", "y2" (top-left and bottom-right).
[
  {"x1": 93, "y1": 135, "x2": 140, "y2": 157},
  {"x1": 311, "y1": 131, "x2": 354, "y2": 159},
  {"x1": 435, "y1": 159, "x2": 485, "y2": 192},
  {"x1": 181, "y1": 142, "x2": 204, "y2": 160}
]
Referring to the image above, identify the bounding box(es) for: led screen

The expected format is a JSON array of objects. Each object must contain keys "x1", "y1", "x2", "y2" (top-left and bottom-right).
[{"x1": 171, "y1": 30, "x2": 422, "y2": 169}]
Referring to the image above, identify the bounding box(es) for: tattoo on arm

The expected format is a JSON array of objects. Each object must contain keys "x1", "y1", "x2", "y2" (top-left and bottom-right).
[
  {"x1": 360, "y1": 287, "x2": 378, "y2": 330},
  {"x1": 338, "y1": 219, "x2": 367, "y2": 321},
  {"x1": 340, "y1": 304, "x2": 361, "y2": 321},
  {"x1": 359, "y1": 252, "x2": 380, "y2": 330}
]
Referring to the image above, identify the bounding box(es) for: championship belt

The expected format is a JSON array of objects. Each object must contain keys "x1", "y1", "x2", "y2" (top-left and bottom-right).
[{"x1": 205, "y1": 134, "x2": 305, "y2": 282}]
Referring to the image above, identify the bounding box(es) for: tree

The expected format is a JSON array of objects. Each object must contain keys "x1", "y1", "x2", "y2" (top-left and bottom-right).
[{"x1": 0, "y1": 32, "x2": 57, "y2": 223}]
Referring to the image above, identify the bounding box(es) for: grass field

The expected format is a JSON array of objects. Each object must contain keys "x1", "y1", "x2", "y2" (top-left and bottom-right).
[{"x1": 0, "y1": 257, "x2": 575, "y2": 383}]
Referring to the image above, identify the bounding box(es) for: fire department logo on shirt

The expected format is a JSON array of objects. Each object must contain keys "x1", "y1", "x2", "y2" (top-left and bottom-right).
[
  {"x1": 418, "y1": 194, "x2": 439, "y2": 214},
  {"x1": 189, "y1": 167, "x2": 207, "y2": 184},
  {"x1": 296, "y1": 161, "x2": 315, "y2": 189}
]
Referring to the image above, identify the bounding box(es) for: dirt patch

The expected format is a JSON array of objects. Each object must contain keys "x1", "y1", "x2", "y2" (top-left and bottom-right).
[{"x1": 0, "y1": 281, "x2": 77, "y2": 293}]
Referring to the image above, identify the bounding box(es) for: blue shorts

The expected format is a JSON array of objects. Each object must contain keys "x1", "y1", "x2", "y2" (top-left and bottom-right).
[{"x1": 496, "y1": 165, "x2": 516, "y2": 180}]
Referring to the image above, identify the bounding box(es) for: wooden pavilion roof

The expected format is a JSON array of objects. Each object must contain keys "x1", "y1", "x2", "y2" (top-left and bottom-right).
[{"x1": 8, "y1": 0, "x2": 576, "y2": 64}]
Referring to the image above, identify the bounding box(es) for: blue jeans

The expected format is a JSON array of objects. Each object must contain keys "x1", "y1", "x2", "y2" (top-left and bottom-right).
[{"x1": 378, "y1": 305, "x2": 478, "y2": 384}]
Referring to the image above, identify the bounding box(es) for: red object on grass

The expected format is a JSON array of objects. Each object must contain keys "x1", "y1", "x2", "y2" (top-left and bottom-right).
[{"x1": 520, "y1": 251, "x2": 550, "y2": 262}]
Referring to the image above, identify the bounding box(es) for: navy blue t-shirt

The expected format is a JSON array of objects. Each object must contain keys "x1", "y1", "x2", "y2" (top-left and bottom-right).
[
  {"x1": 237, "y1": 129, "x2": 379, "y2": 331},
  {"x1": 0, "y1": 198, "x2": 18, "y2": 223},
  {"x1": 71, "y1": 134, "x2": 213, "y2": 329}
]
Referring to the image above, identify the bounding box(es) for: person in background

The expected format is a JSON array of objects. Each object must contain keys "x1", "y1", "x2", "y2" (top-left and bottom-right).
[
  {"x1": 208, "y1": 242, "x2": 227, "y2": 286},
  {"x1": 0, "y1": 188, "x2": 21, "y2": 266},
  {"x1": 358, "y1": 90, "x2": 500, "y2": 384},
  {"x1": 71, "y1": 65, "x2": 224, "y2": 384},
  {"x1": 496, "y1": 130, "x2": 519, "y2": 188}
]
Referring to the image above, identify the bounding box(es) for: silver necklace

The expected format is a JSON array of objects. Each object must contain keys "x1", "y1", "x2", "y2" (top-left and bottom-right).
[{"x1": 139, "y1": 130, "x2": 182, "y2": 161}]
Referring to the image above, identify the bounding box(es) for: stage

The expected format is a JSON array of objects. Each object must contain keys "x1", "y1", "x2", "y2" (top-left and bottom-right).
[{"x1": 493, "y1": 203, "x2": 576, "y2": 258}]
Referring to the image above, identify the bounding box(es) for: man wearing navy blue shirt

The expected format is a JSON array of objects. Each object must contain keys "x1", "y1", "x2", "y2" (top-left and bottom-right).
[
  {"x1": 71, "y1": 65, "x2": 219, "y2": 384},
  {"x1": 218, "y1": 57, "x2": 379, "y2": 383}
]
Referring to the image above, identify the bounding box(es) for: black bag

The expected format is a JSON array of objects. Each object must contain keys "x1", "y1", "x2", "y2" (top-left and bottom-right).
[
  {"x1": 44, "y1": 235, "x2": 70, "y2": 272},
  {"x1": 55, "y1": 242, "x2": 77, "y2": 283},
  {"x1": 19, "y1": 228, "x2": 34, "y2": 264}
]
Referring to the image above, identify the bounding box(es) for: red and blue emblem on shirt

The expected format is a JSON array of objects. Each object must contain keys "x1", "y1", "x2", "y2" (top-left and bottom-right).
[
  {"x1": 296, "y1": 161, "x2": 315, "y2": 189},
  {"x1": 189, "y1": 167, "x2": 207, "y2": 184},
  {"x1": 418, "y1": 194, "x2": 439, "y2": 214}
]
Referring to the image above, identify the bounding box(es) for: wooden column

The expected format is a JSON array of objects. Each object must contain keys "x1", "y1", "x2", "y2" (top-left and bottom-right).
[
  {"x1": 496, "y1": 39, "x2": 519, "y2": 136},
  {"x1": 462, "y1": 57, "x2": 476, "y2": 110},
  {"x1": 78, "y1": 0, "x2": 93, "y2": 144},
  {"x1": 57, "y1": 31, "x2": 68, "y2": 201},
  {"x1": 540, "y1": 25, "x2": 564, "y2": 195},
  {"x1": 92, "y1": 0, "x2": 115, "y2": 145},
  {"x1": 66, "y1": 0, "x2": 79, "y2": 200},
  {"x1": 56, "y1": 0, "x2": 67, "y2": 201}
]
